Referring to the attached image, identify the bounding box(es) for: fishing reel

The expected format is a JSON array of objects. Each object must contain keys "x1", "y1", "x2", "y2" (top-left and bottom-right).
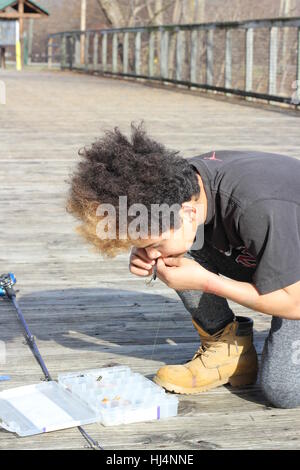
[{"x1": 0, "y1": 273, "x2": 16, "y2": 297}]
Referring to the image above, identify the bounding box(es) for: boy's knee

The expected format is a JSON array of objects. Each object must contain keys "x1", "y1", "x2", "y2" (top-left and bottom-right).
[
  {"x1": 260, "y1": 373, "x2": 300, "y2": 409},
  {"x1": 175, "y1": 289, "x2": 201, "y2": 312},
  {"x1": 260, "y1": 319, "x2": 300, "y2": 409}
]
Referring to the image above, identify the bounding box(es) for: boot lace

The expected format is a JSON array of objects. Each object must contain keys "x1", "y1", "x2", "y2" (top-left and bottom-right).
[{"x1": 192, "y1": 324, "x2": 238, "y2": 360}]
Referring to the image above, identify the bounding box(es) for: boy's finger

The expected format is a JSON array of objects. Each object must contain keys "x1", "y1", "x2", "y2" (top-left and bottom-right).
[
  {"x1": 156, "y1": 257, "x2": 167, "y2": 274},
  {"x1": 162, "y1": 257, "x2": 180, "y2": 267},
  {"x1": 131, "y1": 256, "x2": 153, "y2": 270},
  {"x1": 130, "y1": 266, "x2": 151, "y2": 277},
  {"x1": 134, "y1": 248, "x2": 155, "y2": 264}
]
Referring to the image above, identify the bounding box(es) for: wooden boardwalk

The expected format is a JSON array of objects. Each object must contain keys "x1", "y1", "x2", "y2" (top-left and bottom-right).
[{"x1": 0, "y1": 67, "x2": 300, "y2": 450}]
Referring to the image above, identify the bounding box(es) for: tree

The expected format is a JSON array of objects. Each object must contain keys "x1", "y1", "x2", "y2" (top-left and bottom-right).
[{"x1": 96, "y1": 0, "x2": 125, "y2": 27}]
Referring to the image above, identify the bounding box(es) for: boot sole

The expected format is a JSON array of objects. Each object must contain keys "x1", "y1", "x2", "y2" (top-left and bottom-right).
[{"x1": 153, "y1": 371, "x2": 257, "y2": 395}]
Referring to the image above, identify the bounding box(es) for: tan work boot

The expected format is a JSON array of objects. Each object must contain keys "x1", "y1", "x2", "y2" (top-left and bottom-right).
[{"x1": 153, "y1": 316, "x2": 258, "y2": 394}]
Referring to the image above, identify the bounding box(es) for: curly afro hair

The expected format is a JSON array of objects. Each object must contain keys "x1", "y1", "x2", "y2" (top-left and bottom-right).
[{"x1": 67, "y1": 122, "x2": 200, "y2": 257}]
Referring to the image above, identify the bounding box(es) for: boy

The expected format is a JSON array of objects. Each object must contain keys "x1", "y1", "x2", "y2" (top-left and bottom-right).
[{"x1": 67, "y1": 123, "x2": 300, "y2": 408}]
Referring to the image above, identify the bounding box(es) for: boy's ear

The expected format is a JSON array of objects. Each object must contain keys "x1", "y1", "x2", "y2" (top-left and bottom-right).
[
  {"x1": 181, "y1": 202, "x2": 196, "y2": 213},
  {"x1": 181, "y1": 203, "x2": 197, "y2": 221}
]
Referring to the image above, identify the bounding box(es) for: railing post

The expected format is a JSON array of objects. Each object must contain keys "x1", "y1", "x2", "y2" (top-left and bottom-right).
[
  {"x1": 190, "y1": 29, "x2": 198, "y2": 83},
  {"x1": 123, "y1": 32, "x2": 129, "y2": 74},
  {"x1": 160, "y1": 29, "x2": 169, "y2": 79},
  {"x1": 47, "y1": 37, "x2": 53, "y2": 69},
  {"x1": 176, "y1": 29, "x2": 184, "y2": 81},
  {"x1": 75, "y1": 34, "x2": 80, "y2": 67},
  {"x1": 206, "y1": 29, "x2": 214, "y2": 86},
  {"x1": 269, "y1": 26, "x2": 278, "y2": 96},
  {"x1": 51, "y1": 19, "x2": 300, "y2": 107},
  {"x1": 0, "y1": 48, "x2": 5, "y2": 70},
  {"x1": 245, "y1": 28, "x2": 253, "y2": 92},
  {"x1": 84, "y1": 32, "x2": 90, "y2": 71},
  {"x1": 296, "y1": 27, "x2": 300, "y2": 103},
  {"x1": 112, "y1": 33, "x2": 118, "y2": 73},
  {"x1": 61, "y1": 35, "x2": 66, "y2": 69},
  {"x1": 93, "y1": 33, "x2": 99, "y2": 70},
  {"x1": 66, "y1": 35, "x2": 73, "y2": 70},
  {"x1": 225, "y1": 29, "x2": 232, "y2": 89},
  {"x1": 148, "y1": 31, "x2": 155, "y2": 77},
  {"x1": 135, "y1": 32, "x2": 141, "y2": 75},
  {"x1": 102, "y1": 33, "x2": 107, "y2": 72}
]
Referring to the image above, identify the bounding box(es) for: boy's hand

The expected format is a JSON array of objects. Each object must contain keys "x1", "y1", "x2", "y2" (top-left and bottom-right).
[
  {"x1": 156, "y1": 256, "x2": 211, "y2": 291},
  {"x1": 129, "y1": 247, "x2": 156, "y2": 277}
]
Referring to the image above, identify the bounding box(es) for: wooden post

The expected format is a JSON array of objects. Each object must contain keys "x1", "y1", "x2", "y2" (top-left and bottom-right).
[
  {"x1": 93, "y1": 33, "x2": 98, "y2": 70},
  {"x1": 47, "y1": 37, "x2": 53, "y2": 69},
  {"x1": 61, "y1": 35, "x2": 66, "y2": 69},
  {"x1": 148, "y1": 31, "x2": 155, "y2": 77},
  {"x1": 245, "y1": 28, "x2": 253, "y2": 92},
  {"x1": 84, "y1": 32, "x2": 89, "y2": 70},
  {"x1": 75, "y1": 35, "x2": 81, "y2": 66},
  {"x1": 80, "y1": 0, "x2": 86, "y2": 65},
  {"x1": 102, "y1": 33, "x2": 107, "y2": 72},
  {"x1": 160, "y1": 29, "x2": 169, "y2": 79},
  {"x1": 206, "y1": 29, "x2": 214, "y2": 86},
  {"x1": 0, "y1": 47, "x2": 6, "y2": 69},
  {"x1": 23, "y1": 30, "x2": 28, "y2": 64},
  {"x1": 135, "y1": 32, "x2": 141, "y2": 76},
  {"x1": 27, "y1": 18, "x2": 33, "y2": 64},
  {"x1": 225, "y1": 29, "x2": 232, "y2": 89},
  {"x1": 269, "y1": 26, "x2": 278, "y2": 96},
  {"x1": 297, "y1": 28, "x2": 300, "y2": 103},
  {"x1": 176, "y1": 29, "x2": 184, "y2": 81},
  {"x1": 112, "y1": 33, "x2": 118, "y2": 73},
  {"x1": 123, "y1": 32, "x2": 129, "y2": 74},
  {"x1": 66, "y1": 35, "x2": 73, "y2": 70},
  {"x1": 18, "y1": 0, "x2": 24, "y2": 68},
  {"x1": 190, "y1": 29, "x2": 198, "y2": 83},
  {"x1": 15, "y1": 20, "x2": 21, "y2": 71}
]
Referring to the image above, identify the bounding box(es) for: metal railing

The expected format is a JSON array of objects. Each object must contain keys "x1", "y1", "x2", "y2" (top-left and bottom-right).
[{"x1": 47, "y1": 17, "x2": 300, "y2": 108}]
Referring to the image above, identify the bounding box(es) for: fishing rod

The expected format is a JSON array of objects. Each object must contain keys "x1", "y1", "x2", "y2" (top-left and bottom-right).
[{"x1": 0, "y1": 273, "x2": 103, "y2": 450}]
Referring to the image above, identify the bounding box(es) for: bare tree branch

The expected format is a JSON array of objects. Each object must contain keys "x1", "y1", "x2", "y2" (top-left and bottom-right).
[
  {"x1": 129, "y1": 0, "x2": 148, "y2": 25},
  {"x1": 146, "y1": 0, "x2": 176, "y2": 25},
  {"x1": 146, "y1": 0, "x2": 155, "y2": 19},
  {"x1": 95, "y1": 0, "x2": 113, "y2": 26},
  {"x1": 168, "y1": 0, "x2": 183, "y2": 76},
  {"x1": 95, "y1": 0, "x2": 125, "y2": 27}
]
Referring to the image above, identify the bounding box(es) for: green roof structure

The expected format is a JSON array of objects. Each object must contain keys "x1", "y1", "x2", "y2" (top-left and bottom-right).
[
  {"x1": 0, "y1": 0, "x2": 49, "y2": 69},
  {"x1": 0, "y1": 1, "x2": 49, "y2": 16}
]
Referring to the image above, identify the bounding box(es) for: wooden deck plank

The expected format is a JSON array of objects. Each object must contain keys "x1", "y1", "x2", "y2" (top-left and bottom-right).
[{"x1": 0, "y1": 68, "x2": 299, "y2": 449}]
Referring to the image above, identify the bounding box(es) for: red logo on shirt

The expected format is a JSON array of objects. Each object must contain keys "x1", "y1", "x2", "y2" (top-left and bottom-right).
[
  {"x1": 235, "y1": 248, "x2": 257, "y2": 268},
  {"x1": 204, "y1": 151, "x2": 222, "y2": 162}
]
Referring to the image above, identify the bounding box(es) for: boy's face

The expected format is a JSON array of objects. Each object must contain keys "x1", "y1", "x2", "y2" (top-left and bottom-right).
[{"x1": 133, "y1": 202, "x2": 204, "y2": 259}]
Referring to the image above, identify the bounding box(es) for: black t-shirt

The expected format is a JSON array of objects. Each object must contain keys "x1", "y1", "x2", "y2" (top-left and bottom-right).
[{"x1": 187, "y1": 150, "x2": 300, "y2": 294}]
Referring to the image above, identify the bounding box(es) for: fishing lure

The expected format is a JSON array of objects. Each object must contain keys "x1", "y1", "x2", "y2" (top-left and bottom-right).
[{"x1": 145, "y1": 262, "x2": 157, "y2": 286}]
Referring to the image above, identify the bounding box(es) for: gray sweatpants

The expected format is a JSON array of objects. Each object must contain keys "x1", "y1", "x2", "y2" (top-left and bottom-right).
[{"x1": 175, "y1": 242, "x2": 300, "y2": 409}]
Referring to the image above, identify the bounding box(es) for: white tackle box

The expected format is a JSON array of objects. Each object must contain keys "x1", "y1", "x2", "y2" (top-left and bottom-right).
[{"x1": 0, "y1": 366, "x2": 178, "y2": 436}]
